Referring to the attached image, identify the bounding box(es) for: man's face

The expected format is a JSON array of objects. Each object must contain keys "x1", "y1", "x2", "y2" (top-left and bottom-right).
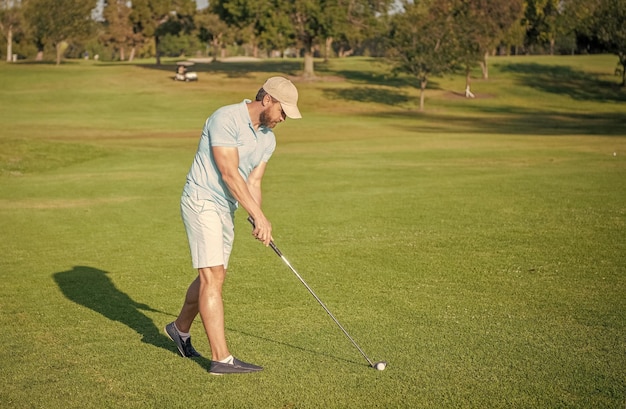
[{"x1": 260, "y1": 98, "x2": 286, "y2": 128}]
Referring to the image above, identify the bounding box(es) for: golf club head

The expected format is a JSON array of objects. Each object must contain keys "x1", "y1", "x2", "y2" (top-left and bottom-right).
[{"x1": 373, "y1": 361, "x2": 387, "y2": 371}]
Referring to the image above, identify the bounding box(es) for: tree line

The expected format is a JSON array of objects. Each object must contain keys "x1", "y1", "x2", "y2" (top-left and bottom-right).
[{"x1": 1, "y1": 0, "x2": 624, "y2": 103}]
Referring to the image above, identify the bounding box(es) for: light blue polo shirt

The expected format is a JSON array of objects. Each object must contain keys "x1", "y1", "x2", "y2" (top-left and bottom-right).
[{"x1": 182, "y1": 100, "x2": 276, "y2": 212}]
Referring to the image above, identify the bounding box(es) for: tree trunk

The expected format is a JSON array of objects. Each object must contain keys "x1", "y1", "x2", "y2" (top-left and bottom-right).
[
  {"x1": 155, "y1": 35, "x2": 161, "y2": 65},
  {"x1": 419, "y1": 78, "x2": 427, "y2": 111},
  {"x1": 6, "y1": 26, "x2": 12, "y2": 62},
  {"x1": 212, "y1": 39, "x2": 219, "y2": 62},
  {"x1": 129, "y1": 47, "x2": 136, "y2": 62},
  {"x1": 480, "y1": 51, "x2": 489, "y2": 80},
  {"x1": 303, "y1": 48, "x2": 315, "y2": 78},
  {"x1": 55, "y1": 41, "x2": 68, "y2": 65},
  {"x1": 324, "y1": 37, "x2": 333, "y2": 62},
  {"x1": 465, "y1": 69, "x2": 475, "y2": 98}
]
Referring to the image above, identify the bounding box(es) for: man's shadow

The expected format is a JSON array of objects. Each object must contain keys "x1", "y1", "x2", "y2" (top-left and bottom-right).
[{"x1": 53, "y1": 266, "x2": 211, "y2": 370}]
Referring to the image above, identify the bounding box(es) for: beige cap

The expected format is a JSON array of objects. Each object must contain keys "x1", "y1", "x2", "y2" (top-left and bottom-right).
[{"x1": 262, "y1": 76, "x2": 302, "y2": 119}]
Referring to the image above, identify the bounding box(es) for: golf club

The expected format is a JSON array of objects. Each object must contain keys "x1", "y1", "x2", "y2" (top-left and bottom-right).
[{"x1": 248, "y1": 216, "x2": 387, "y2": 371}]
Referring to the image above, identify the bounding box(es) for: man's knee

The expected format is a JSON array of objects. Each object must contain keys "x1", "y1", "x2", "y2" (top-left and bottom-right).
[{"x1": 198, "y1": 266, "x2": 226, "y2": 288}]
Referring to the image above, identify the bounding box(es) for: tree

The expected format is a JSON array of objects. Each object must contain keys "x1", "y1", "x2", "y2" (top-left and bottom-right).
[
  {"x1": 212, "y1": 0, "x2": 319, "y2": 73},
  {"x1": 551, "y1": 0, "x2": 592, "y2": 54},
  {"x1": 194, "y1": 9, "x2": 230, "y2": 60},
  {"x1": 0, "y1": 0, "x2": 23, "y2": 62},
  {"x1": 24, "y1": 0, "x2": 96, "y2": 64},
  {"x1": 293, "y1": 0, "x2": 357, "y2": 77},
  {"x1": 328, "y1": 0, "x2": 392, "y2": 60},
  {"x1": 523, "y1": 0, "x2": 560, "y2": 54},
  {"x1": 387, "y1": 0, "x2": 457, "y2": 111},
  {"x1": 500, "y1": 10, "x2": 527, "y2": 55},
  {"x1": 130, "y1": 0, "x2": 195, "y2": 65},
  {"x1": 102, "y1": 0, "x2": 136, "y2": 61},
  {"x1": 211, "y1": 0, "x2": 276, "y2": 58},
  {"x1": 212, "y1": 0, "x2": 391, "y2": 76},
  {"x1": 449, "y1": 0, "x2": 524, "y2": 97},
  {"x1": 211, "y1": 0, "x2": 322, "y2": 75},
  {"x1": 478, "y1": 0, "x2": 523, "y2": 78},
  {"x1": 593, "y1": 0, "x2": 626, "y2": 86},
  {"x1": 256, "y1": 0, "x2": 295, "y2": 58}
]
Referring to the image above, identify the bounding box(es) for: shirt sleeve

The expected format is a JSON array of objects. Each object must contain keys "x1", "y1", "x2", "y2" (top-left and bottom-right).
[
  {"x1": 207, "y1": 111, "x2": 239, "y2": 148},
  {"x1": 261, "y1": 133, "x2": 276, "y2": 162}
]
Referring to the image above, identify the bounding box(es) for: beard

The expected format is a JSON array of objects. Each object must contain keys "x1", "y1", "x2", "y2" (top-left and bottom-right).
[{"x1": 259, "y1": 108, "x2": 275, "y2": 128}]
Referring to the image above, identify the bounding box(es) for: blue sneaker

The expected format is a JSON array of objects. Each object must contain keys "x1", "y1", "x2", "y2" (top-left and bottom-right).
[
  {"x1": 165, "y1": 322, "x2": 201, "y2": 358},
  {"x1": 209, "y1": 357, "x2": 263, "y2": 375}
]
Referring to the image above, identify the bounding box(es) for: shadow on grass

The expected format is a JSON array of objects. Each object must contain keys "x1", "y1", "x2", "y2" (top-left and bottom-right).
[
  {"x1": 52, "y1": 266, "x2": 212, "y2": 370},
  {"x1": 496, "y1": 62, "x2": 626, "y2": 103},
  {"x1": 14, "y1": 60, "x2": 82, "y2": 66},
  {"x1": 132, "y1": 57, "x2": 427, "y2": 88},
  {"x1": 132, "y1": 58, "x2": 304, "y2": 79},
  {"x1": 380, "y1": 107, "x2": 626, "y2": 136},
  {"x1": 227, "y1": 328, "x2": 363, "y2": 367},
  {"x1": 52, "y1": 266, "x2": 362, "y2": 369},
  {"x1": 323, "y1": 86, "x2": 412, "y2": 106}
]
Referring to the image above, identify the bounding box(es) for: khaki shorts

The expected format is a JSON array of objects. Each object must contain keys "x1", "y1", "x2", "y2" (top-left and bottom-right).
[{"x1": 181, "y1": 193, "x2": 235, "y2": 269}]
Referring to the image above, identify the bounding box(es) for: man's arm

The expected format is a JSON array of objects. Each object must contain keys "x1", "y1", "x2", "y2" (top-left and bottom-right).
[
  {"x1": 246, "y1": 160, "x2": 267, "y2": 208},
  {"x1": 212, "y1": 146, "x2": 272, "y2": 246}
]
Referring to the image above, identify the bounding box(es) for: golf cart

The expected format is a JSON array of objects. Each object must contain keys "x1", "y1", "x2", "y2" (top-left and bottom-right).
[{"x1": 174, "y1": 61, "x2": 198, "y2": 82}]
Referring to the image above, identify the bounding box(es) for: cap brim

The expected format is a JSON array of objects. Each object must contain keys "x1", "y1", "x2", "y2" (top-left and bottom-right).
[{"x1": 282, "y1": 103, "x2": 302, "y2": 119}]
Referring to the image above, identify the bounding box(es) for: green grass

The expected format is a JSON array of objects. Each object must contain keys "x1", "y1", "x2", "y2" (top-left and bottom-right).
[{"x1": 1, "y1": 55, "x2": 625, "y2": 408}]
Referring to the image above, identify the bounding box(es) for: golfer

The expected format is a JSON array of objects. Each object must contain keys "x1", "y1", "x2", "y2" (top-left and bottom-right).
[{"x1": 165, "y1": 77, "x2": 302, "y2": 375}]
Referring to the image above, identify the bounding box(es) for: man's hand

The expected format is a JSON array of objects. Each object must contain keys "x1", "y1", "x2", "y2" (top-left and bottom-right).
[{"x1": 249, "y1": 215, "x2": 272, "y2": 246}]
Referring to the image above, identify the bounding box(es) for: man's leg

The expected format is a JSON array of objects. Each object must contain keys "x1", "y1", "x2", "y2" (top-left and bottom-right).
[
  {"x1": 166, "y1": 277, "x2": 202, "y2": 358},
  {"x1": 197, "y1": 265, "x2": 230, "y2": 361},
  {"x1": 170, "y1": 266, "x2": 229, "y2": 359},
  {"x1": 173, "y1": 276, "x2": 200, "y2": 333}
]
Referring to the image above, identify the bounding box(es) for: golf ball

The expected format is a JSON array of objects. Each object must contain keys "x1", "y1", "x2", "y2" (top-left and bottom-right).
[{"x1": 375, "y1": 362, "x2": 387, "y2": 371}]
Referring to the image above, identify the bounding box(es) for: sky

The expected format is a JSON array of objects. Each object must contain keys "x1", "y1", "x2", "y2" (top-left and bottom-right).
[{"x1": 196, "y1": 0, "x2": 208, "y2": 9}]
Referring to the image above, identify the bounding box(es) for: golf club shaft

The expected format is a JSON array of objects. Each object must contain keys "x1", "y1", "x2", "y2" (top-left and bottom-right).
[{"x1": 247, "y1": 217, "x2": 375, "y2": 367}]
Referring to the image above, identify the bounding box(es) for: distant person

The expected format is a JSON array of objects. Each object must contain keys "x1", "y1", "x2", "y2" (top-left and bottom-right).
[{"x1": 165, "y1": 77, "x2": 302, "y2": 375}]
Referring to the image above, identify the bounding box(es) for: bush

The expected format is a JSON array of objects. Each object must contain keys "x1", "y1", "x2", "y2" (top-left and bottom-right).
[{"x1": 159, "y1": 33, "x2": 202, "y2": 57}]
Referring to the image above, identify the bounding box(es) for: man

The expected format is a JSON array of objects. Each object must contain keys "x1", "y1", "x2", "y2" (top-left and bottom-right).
[{"x1": 165, "y1": 77, "x2": 302, "y2": 375}]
